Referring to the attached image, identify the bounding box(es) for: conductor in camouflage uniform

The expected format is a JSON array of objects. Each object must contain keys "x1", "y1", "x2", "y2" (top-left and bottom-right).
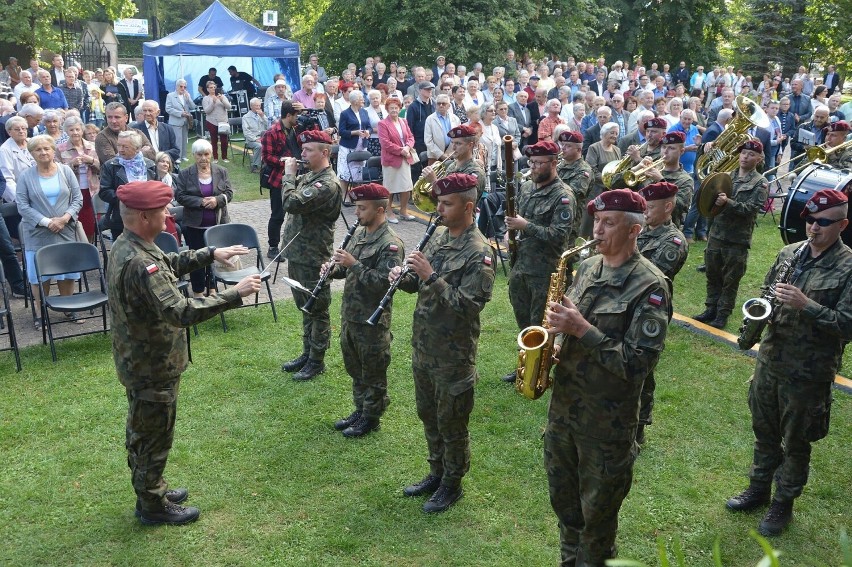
[
  {"x1": 502, "y1": 140, "x2": 575, "y2": 383},
  {"x1": 421, "y1": 124, "x2": 486, "y2": 202},
  {"x1": 107, "y1": 180, "x2": 261, "y2": 526},
  {"x1": 326, "y1": 183, "x2": 405, "y2": 437},
  {"x1": 695, "y1": 139, "x2": 769, "y2": 329},
  {"x1": 391, "y1": 172, "x2": 495, "y2": 513},
  {"x1": 556, "y1": 130, "x2": 593, "y2": 240},
  {"x1": 638, "y1": 131, "x2": 694, "y2": 226},
  {"x1": 545, "y1": 189, "x2": 672, "y2": 566},
  {"x1": 823, "y1": 120, "x2": 852, "y2": 169},
  {"x1": 635, "y1": 181, "x2": 689, "y2": 444},
  {"x1": 727, "y1": 190, "x2": 851, "y2": 537},
  {"x1": 280, "y1": 130, "x2": 344, "y2": 381}
]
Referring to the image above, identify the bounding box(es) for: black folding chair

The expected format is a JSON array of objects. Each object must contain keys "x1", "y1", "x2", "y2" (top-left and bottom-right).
[
  {"x1": 1, "y1": 202, "x2": 29, "y2": 310},
  {"x1": 204, "y1": 224, "x2": 277, "y2": 331},
  {"x1": 34, "y1": 242, "x2": 109, "y2": 362},
  {"x1": 154, "y1": 231, "x2": 198, "y2": 344},
  {"x1": 343, "y1": 149, "x2": 373, "y2": 205},
  {"x1": 0, "y1": 264, "x2": 21, "y2": 371},
  {"x1": 363, "y1": 155, "x2": 383, "y2": 183}
]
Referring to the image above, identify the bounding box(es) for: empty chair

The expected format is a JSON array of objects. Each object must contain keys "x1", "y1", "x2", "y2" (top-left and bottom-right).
[{"x1": 154, "y1": 231, "x2": 198, "y2": 341}]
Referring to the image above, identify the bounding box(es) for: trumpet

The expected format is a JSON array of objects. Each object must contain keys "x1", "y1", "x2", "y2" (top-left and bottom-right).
[
  {"x1": 622, "y1": 157, "x2": 665, "y2": 188},
  {"x1": 301, "y1": 220, "x2": 359, "y2": 313},
  {"x1": 412, "y1": 151, "x2": 456, "y2": 213},
  {"x1": 763, "y1": 139, "x2": 852, "y2": 180}
]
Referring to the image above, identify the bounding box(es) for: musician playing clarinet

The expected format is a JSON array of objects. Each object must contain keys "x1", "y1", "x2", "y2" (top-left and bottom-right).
[
  {"x1": 324, "y1": 183, "x2": 404, "y2": 437},
  {"x1": 726, "y1": 190, "x2": 851, "y2": 537},
  {"x1": 421, "y1": 124, "x2": 485, "y2": 202},
  {"x1": 280, "y1": 130, "x2": 343, "y2": 381},
  {"x1": 389, "y1": 172, "x2": 494, "y2": 513}
]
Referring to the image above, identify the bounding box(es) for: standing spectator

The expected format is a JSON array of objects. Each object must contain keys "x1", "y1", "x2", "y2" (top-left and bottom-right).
[
  {"x1": 537, "y1": 99, "x2": 565, "y2": 141},
  {"x1": 26, "y1": 59, "x2": 42, "y2": 85},
  {"x1": 260, "y1": 100, "x2": 300, "y2": 258},
  {"x1": 35, "y1": 70, "x2": 68, "y2": 110},
  {"x1": 196, "y1": 68, "x2": 223, "y2": 98},
  {"x1": 94, "y1": 102, "x2": 154, "y2": 165},
  {"x1": 57, "y1": 115, "x2": 98, "y2": 241},
  {"x1": 227, "y1": 65, "x2": 260, "y2": 99},
  {"x1": 6, "y1": 57, "x2": 22, "y2": 88},
  {"x1": 155, "y1": 152, "x2": 175, "y2": 189},
  {"x1": 823, "y1": 65, "x2": 842, "y2": 96},
  {"x1": 119, "y1": 68, "x2": 142, "y2": 117},
  {"x1": 338, "y1": 90, "x2": 372, "y2": 195},
  {"x1": 89, "y1": 87, "x2": 105, "y2": 128},
  {"x1": 99, "y1": 68, "x2": 124, "y2": 108},
  {"x1": 41, "y1": 110, "x2": 67, "y2": 146},
  {"x1": 242, "y1": 98, "x2": 267, "y2": 173},
  {"x1": 132, "y1": 100, "x2": 180, "y2": 165},
  {"x1": 292, "y1": 75, "x2": 319, "y2": 109},
  {"x1": 378, "y1": 97, "x2": 416, "y2": 222},
  {"x1": 98, "y1": 130, "x2": 157, "y2": 238},
  {"x1": 364, "y1": 90, "x2": 385, "y2": 157},
  {"x1": 165, "y1": 79, "x2": 196, "y2": 162},
  {"x1": 265, "y1": 79, "x2": 290, "y2": 125},
  {"x1": 13, "y1": 71, "x2": 38, "y2": 111},
  {"x1": 582, "y1": 122, "x2": 621, "y2": 236},
  {"x1": 423, "y1": 94, "x2": 460, "y2": 164},
  {"x1": 406, "y1": 81, "x2": 436, "y2": 173},
  {"x1": 674, "y1": 61, "x2": 690, "y2": 86},
  {"x1": 1, "y1": 116, "x2": 37, "y2": 203},
  {"x1": 59, "y1": 69, "x2": 86, "y2": 116},
  {"x1": 668, "y1": 109, "x2": 700, "y2": 175},
  {"x1": 306, "y1": 54, "x2": 328, "y2": 84},
  {"x1": 202, "y1": 81, "x2": 231, "y2": 163}
]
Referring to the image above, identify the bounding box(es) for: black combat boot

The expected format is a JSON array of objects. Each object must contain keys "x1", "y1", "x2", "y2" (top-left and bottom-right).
[
  {"x1": 342, "y1": 415, "x2": 381, "y2": 438},
  {"x1": 635, "y1": 424, "x2": 646, "y2": 445},
  {"x1": 758, "y1": 499, "x2": 793, "y2": 536},
  {"x1": 135, "y1": 488, "x2": 189, "y2": 517},
  {"x1": 281, "y1": 352, "x2": 309, "y2": 373},
  {"x1": 334, "y1": 410, "x2": 362, "y2": 431},
  {"x1": 292, "y1": 358, "x2": 325, "y2": 381},
  {"x1": 423, "y1": 484, "x2": 463, "y2": 513},
  {"x1": 709, "y1": 312, "x2": 730, "y2": 329},
  {"x1": 693, "y1": 308, "x2": 717, "y2": 323},
  {"x1": 726, "y1": 484, "x2": 771, "y2": 511},
  {"x1": 501, "y1": 370, "x2": 517, "y2": 383},
  {"x1": 138, "y1": 502, "x2": 200, "y2": 526},
  {"x1": 696, "y1": 264, "x2": 707, "y2": 272},
  {"x1": 403, "y1": 474, "x2": 441, "y2": 497}
]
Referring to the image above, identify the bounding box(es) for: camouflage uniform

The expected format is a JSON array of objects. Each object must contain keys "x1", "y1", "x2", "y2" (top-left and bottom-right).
[
  {"x1": 108, "y1": 231, "x2": 242, "y2": 512},
  {"x1": 444, "y1": 158, "x2": 486, "y2": 202},
  {"x1": 640, "y1": 143, "x2": 661, "y2": 162},
  {"x1": 281, "y1": 166, "x2": 343, "y2": 360},
  {"x1": 332, "y1": 222, "x2": 405, "y2": 419},
  {"x1": 508, "y1": 177, "x2": 575, "y2": 331},
  {"x1": 545, "y1": 253, "x2": 671, "y2": 566},
  {"x1": 826, "y1": 145, "x2": 852, "y2": 170},
  {"x1": 399, "y1": 223, "x2": 495, "y2": 489},
  {"x1": 641, "y1": 167, "x2": 693, "y2": 226},
  {"x1": 637, "y1": 222, "x2": 688, "y2": 428},
  {"x1": 747, "y1": 240, "x2": 852, "y2": 502},
  {"x1": 557, "y1": 158, "x2": 593, "y2": 239},
  {"x1": 704, "y1": 169, "x2": 769, "y2": 318}
]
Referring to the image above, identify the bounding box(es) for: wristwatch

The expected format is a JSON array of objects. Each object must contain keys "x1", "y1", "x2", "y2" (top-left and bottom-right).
[
  {"x1": 424, "y1": 272, "x2": 439, "y2": 286},
  {"x1": 207, "y1": 246, "x2": 217, "y2": 257}
]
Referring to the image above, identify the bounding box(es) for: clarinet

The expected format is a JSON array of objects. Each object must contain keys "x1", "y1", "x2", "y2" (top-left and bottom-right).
[
  {"x1": 301, "y1": 220, "x2": 360, "y2": 314},
  {"x1": 366, "y1": 215, "x2": 443, "y2": 326}
]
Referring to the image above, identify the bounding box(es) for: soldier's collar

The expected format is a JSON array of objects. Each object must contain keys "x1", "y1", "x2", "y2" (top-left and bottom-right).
[
  {"x1": 590, "y1": 252, "x2": 642, "y2": 287},
  {"x1": 125, "y1": 230, "x2": 167, "y2": 256}
]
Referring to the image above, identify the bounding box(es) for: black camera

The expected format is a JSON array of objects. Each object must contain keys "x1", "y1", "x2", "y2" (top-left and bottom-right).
[{"x1": 296, "y1": 108, "x2": 329, "y2": 134}]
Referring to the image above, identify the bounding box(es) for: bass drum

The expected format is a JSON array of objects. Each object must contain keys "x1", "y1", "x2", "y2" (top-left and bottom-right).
[{"x1": 780, "y1": 164, "x2": 852, "y2": 246}]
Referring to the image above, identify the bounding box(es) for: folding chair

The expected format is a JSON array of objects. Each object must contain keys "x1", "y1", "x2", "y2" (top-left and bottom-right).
[
  {"x1": 363, "y1": 155, "x2": 383, "y2": 183},
  {"x1": 204, "y1": 224, "x2": 277, "y2": 331},
  {"x1": 0, "y1": 264, "x2": 21, "y2": 371},
  {"x1": 0, "y1": 202, "x2": 29, "y2": 309},
  {"x1": 34, "y1": 242, "x2": 109, "y2": 362},
  {"x1": 154, "y1": 231, "x2": 198, "y2": 343}
]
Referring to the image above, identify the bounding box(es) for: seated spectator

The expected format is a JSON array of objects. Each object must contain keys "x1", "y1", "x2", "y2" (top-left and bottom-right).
[
  {"x1": 0, "y1": 115, "x2": 37, "y2": 203},
  {"x1": 99, "y1": 130, "x2": 157, "y2": 237},
  {"x1": 242, "y1": 97, "x2": 267, "y2": 172},
  {"x1": 57, "y1": 115, "x2": 98, "y2": 241}
]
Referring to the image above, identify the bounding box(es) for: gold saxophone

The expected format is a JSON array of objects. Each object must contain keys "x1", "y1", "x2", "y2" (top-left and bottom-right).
[{"x1": 515, "y1": 239, "x2": 599, "y2": 400}]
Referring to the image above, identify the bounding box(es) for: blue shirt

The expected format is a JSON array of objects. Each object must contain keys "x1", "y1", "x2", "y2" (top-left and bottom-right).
[
  {"x1": 437, "y1": 113, "x2": 451, "y2": 145},
  {"x1": 669, "y1": 123, "x2": 699, "y2": 174},
  {"x1": 35, "y1": 86, "x2": 68, "y2": 110}
]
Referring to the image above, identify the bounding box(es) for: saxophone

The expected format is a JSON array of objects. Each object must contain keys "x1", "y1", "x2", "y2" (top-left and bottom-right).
[
  {"x1": 515, "y1": 239, "x2": 599, "y2": 400},
  {"x1": 737, "y1": 239, "x2": 810, "y2": 350}
]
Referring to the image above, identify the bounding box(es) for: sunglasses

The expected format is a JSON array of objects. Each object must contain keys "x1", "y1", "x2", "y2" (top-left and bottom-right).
[{"x1": 804, "y1": 216, "x2": 844, "y2": 227}]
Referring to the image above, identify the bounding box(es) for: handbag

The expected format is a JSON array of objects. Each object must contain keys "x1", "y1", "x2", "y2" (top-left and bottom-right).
[
  {"x1": 218, "y1": 122, "x2": 230, "y2": 135},
  {"x1": 186, "y1": 113, "x2": 194, "y2": 129},
  {"x1": 260, "y1": 164, "x2": 275, "y2": 190}
]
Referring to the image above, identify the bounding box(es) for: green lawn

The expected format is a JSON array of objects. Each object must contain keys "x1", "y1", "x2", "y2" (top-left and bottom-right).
[{"x1": 1, "y1": 215, "x2": 849, "y2": 565}]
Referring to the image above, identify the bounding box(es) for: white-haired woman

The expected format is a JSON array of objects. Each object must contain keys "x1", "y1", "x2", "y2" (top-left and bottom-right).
[
  {"x1": 42, "y1": 110, "x2": 67, "y2": 146},
  {"x1": 166, "y1": 79, "x2": 197, "y2": 162},
  {"x1": 174, "y1": 138, "x2": 233, "y2": 296},
  {"x1": 337, "y1": 90, "x2": 371, "y2": 194},
  {"x1": 98, "y1": 130, "x2": 157, "y2": 238},
  {"x1": 57, "y1": 115, "x2": 98, "y2": 241},
  {"x1": 365, "y1": 89, "x2": 385, "y2": 156},
  {"x1": 583, "y1": 121, "x2": 622, "y2": 236}
]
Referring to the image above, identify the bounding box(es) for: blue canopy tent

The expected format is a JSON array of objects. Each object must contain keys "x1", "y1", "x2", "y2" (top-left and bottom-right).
[{"x1": 142, "y1": 1, "x2": 301, "y2": 109}]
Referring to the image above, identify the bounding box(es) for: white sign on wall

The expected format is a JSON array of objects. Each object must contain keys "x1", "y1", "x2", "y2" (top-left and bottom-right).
[
  {"x1": 263, "y1": 11, "x2": 278, "y2": 27},
  {"x1": 114, "y1": 18, "x2": 150, "y2": 37}
]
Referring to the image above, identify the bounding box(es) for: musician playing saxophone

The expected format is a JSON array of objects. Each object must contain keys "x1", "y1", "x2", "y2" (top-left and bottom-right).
[
  {"x1": 726, "y1": 190, "x2": 851, "y2": 537},
  {"x1": 501, "y1": 140, "x2": 575, "y2": 384},
  {"x1": 421, "y1": 124, "x2": 485, "y2": 202},
  {"x1": 389, "y1": 172, "x2": 494, "y2": 513},
  {"x1": 544, "y1": 189, "x2": 671, "y2": 567},
  {"x1": 324, "y1": 183, "x2": 404, "y2": 438},
  {"x1": 823, "y1": 120, "x2": 852, "y2": 169},
  {"x1": 637, "y1": 131, "x2": 694, "y2": 226}
]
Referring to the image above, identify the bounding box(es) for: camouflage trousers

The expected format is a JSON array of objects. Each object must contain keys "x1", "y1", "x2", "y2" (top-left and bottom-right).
[
  {"x1": 125, "y1": 378, "x2": 180, "y2": 512},
  {"x1": 748, "y1": 359, "x2": 833, "y2": 502},
  {"x1": 340, "y1": 321, "x2": 392, "y2": 419},
  {"x1": 412, "y1": 363, "x2": 476, "y2": 489},
  {"x1": 544, "y1": 421, "x2": 636, "y2": 567},
  {"x1": 638, "y1": 371, "x2": 655, "y2": 426},
  {"x1": 704, "y1": 240, "x2": 749, "y2": 315},
  {"x1": 288, "y1": 261, "x2": 331, "y2": 360},
  {"x1": 508, "y1": 270, "x2": 551, "y2": 330}
]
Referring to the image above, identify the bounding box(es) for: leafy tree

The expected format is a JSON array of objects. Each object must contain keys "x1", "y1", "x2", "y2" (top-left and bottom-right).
[
  {"x1": 723, "y1": 0, "x2": 809, "y2": 76},
  {"x1": 803, "y1": 0, "x2": 852, "y2": 77}
]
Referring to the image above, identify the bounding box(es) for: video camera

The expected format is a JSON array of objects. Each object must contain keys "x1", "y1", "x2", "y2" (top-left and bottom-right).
[{"x1": 296, "y1": 108, "x2": 329, "y2": 134}]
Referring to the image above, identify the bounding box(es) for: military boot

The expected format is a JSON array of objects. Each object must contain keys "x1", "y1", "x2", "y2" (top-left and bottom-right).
[
  {"x1": 423, "y1": 484, "x2": 463, "y2": 513},
  {"x1": 403, "y1": 474, "x2": 441, "y2": 497},
  {"x1": 501, "y1": 370, "x2": 517, "y2": 383},
  {"x1": 135, "y1": 488, "x2": 189, "y2": 517},
  {"x1": 334, "y1": 410, "x2": 361, "y2": 431},
  {"x1": 281, "y1": 352, "x2": 309, "y2": 373},
  {"x1": 693, "y1": 308, "x2": 717, "y2": 323},
  {"x1": 342, "y1": 415, "x2": 380, "y2": 438},
  {"x1": 138, "y1": 502, "x2": 200, "y2": 526},
  {"x1": 758, "y1": 499, "x2": 793, "y2": 536},
  {"x1": 726, "y1": 484, "x2": 771, "y2": 511},
  {"x1": 292, "y1": 358, "x2": 325, "y2": 381},
  {"x1": 709, "y1": 312, "x2": 730, "y2": 329},
  {"x1": 635, "y1": 424, "x2": 646, "y2": 445}
]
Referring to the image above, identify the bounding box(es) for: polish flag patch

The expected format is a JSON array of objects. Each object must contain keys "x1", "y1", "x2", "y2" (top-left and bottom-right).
[
  {"x1": 561, "y1": 197, "x2": 571, "y2": 204},
  {"x1": 483, "y1": 255, "x2": 493, "y2": 266},
  {"x1": 673, "y1": 237, "x2": 683, "y2": 245},
  {"x1": 583, "y1": 171, "x2": 590, "y2": 177},
  {"x1": 146, "y1": 263, "x2": 159, "y2": 274},
  {"x1": 389, "y1": 244, "x2": 399, "y2": 252},
  {"x1": 648, "y1": 293, "x2": 663, "y2": 306},
  {"x1": 314, "y1": 182, "x2": 323, "y2": 188}
]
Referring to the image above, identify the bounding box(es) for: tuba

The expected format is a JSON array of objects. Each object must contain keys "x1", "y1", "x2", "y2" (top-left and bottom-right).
[
  {"x1": 515, "y1": 239, "x2": 599, "y2": 400},
  {"x1": 412, "y1": 151, "x2": 456, "y2": 213},
  {"x1": 695, "y1": 95, "x2": 770, "y2": 180}
]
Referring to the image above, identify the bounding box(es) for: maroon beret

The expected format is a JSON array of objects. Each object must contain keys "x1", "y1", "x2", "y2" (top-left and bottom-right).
[
  {"x1": 587, "y1": 189, "x2": 647, "y2": 215},
  {"x1": 432, "y1": 172, "x2": 478, "y2": 197},
  {"x1": 639, "y1": 181, "x2": 679, "y2": 201},
  {"x1": 661, "y1": 131, "x2": 686, "y2": 145},
  {"x1": 801, "y1": 189, "x2": 848, "y2": 218},
  {"x1": 558, "y1": 130, "x2": 583, "y2": 144},
  {"x1": 825, "y1": 120, "x2": 850, "y2": 133},
  {"x1": 738, "y1": 139, "x2": 763, "y2": 154},
  {"x1": 644, "y1": 117, "x2": 668, "y2": 131},
  {"x1": 524, "y1": 140, "x2": 560, "y2": 157},
  {"x1": 351, "y1": 183, "x2": 390, "y2": 201},
  {"x1": 447, "y1": 124, "x2": 477, "y2": 139},
  {"x1": 298, "y1": 130, "x2": 333, "y2": 145},
  {"x1": 116, "y1": 180, "x2": 173, "y2": 210}
]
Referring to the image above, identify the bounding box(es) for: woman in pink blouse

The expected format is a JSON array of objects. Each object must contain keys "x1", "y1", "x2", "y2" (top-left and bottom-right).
[{"x1": 377, "y1": 97, "x2": 416, "y2": 222}]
